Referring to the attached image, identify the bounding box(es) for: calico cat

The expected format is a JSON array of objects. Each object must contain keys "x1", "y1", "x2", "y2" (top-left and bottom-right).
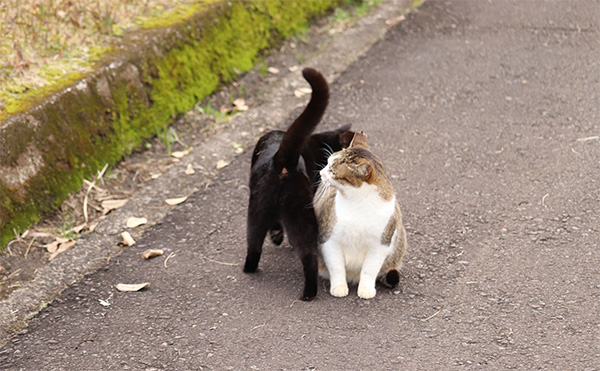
[
  {"x1": 314, "y1": 131, "x2": 407, "y2": 299},
  {"x1": 243, "y1": 68, "x2": 354, "y2": 301}
]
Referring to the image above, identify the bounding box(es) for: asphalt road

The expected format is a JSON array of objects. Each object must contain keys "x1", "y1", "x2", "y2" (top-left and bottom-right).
[{"x1": 1, "y1": 0, "x2": 599, "y2": 369}]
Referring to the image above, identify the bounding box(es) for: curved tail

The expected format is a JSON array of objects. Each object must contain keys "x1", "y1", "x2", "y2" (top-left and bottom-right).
[{"x1": 273, "y1": 68, "x2": 329, "y2": 173}]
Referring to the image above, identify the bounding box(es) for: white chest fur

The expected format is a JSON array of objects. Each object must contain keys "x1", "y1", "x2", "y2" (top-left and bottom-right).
[{"x1": 327, "y1": 182, "x2": 396, "y2": 281}]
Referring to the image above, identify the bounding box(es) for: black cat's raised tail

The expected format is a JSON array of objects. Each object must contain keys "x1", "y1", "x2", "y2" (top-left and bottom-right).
[{"x1": 272, "y1": 68, "x2": 329, "y2": 173}]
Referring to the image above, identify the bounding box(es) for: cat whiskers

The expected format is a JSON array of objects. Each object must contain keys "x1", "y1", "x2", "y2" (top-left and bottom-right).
[
  {"x1": 312, "y1": 181, "x2": 330, "y2": 205},
  {"x1": 321, "y1": 143, "x2": 335, "y2": 158}
]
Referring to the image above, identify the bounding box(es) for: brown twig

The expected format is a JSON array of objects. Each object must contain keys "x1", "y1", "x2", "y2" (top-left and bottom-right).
[
  {"x1": 24, "y1": 237, "x2": 35, "y2": 258},
  {"x1": 421, "y1": 309, "x2": 441, "y2": 322},
  {"x1": 203, "y1": 257, "x2": 238, "y2": 266},
  {"x1": 164, "y1": 252, "x2": 175, "y2": 268},
  {"x1": 83, "y1": 163, "x2": 109, "y2": 223}
]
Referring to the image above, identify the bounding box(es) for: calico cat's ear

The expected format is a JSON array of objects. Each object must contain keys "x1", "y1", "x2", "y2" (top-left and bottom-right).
[
  {"x1": 349, "y1": 131, "x2": 369, "y2": 149},
  {"x1": 355, "y1": 161, "x2": 373, "y2": 181}
]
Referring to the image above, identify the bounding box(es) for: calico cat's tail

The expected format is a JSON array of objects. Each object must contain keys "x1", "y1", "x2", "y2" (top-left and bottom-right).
[{"x1": 273, "y1": 68, "x2": 329, "y2": 173}]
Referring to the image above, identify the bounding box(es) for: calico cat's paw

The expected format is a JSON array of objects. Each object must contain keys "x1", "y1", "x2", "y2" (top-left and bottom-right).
[
  {"x1": 357, "y1": 284, "x2": 376, "y2": 299},
  {"x1": 330, "y1": 284, "x2": 349, "y2": 297}
]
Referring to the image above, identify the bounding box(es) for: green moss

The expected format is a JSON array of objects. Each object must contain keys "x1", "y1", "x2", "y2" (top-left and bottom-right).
[{"x1": 1, "y1": 0, "x2": 340, "y2": 248}]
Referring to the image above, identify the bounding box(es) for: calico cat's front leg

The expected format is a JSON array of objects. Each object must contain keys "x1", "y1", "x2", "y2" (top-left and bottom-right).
[
  {"x1": 357, "y1": 244, "x2": 391, "y2": 299},
  {"x1": 321, "y1": 240, "x2": 349, "y2": 297}
]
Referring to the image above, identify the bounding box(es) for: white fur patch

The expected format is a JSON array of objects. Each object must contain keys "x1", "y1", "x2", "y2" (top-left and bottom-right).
[{"x1": 320, "y1": 181, "x2": 396, "y2": 282}]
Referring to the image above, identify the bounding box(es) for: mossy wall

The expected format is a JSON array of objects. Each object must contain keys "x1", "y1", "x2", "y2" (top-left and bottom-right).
[{"x1": 0, "y1": 0, "x2": 338, "y2": 248}]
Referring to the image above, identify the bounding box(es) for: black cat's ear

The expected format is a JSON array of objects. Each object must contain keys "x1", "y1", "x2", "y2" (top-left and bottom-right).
[
  {"x1": 336, "y1": 123, "x2": 352, "y2": 133},
  {"x1": 339, "y1": 128, "x2": 356, "y2": 148},
  {"x1": 349, "y1": 131, "x2": 368, "y2": 149}
]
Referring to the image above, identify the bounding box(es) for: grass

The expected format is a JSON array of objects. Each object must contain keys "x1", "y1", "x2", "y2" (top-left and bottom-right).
[
  {"x1": 0, "y1": 0, "x2": 381, "y2": 115},
  {"x1": 0, "y1": 0, "x2": 211, "y2": 113},
  {"x1": 334, "y1": 0, "x2": 381, "y2": 25}
]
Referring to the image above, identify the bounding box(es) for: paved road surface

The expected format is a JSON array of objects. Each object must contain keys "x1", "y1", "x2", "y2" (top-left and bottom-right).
[{"x1": 1, "y1": 0, "x2": 599, "y2": 369}]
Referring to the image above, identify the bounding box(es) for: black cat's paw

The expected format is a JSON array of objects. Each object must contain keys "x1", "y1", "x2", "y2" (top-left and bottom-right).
[
  {"x1": 300, "y1": 293, "x2": 316, "y2": 302},
  {"x1": 243, "y1": 255, "x2": 260, "y2": 273},
  {"x1": 300, "y1": 285, "x2": 317, "y2": 301},
  {"x1": 269, "y1": 227, "x2": 284, "y2": 246}
]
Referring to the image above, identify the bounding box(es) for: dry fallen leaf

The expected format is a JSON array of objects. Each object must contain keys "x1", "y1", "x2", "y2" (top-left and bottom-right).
[
  {"x1": 88, "y1": 221, "x2": 99, "y2": 233},
  {"x1": 45, "y1": 237, "x2": 69, "y2": 253},
  {"x1": 232, "y1": 143, "x2": 244, "y2": 154},
  {"x1": 66, "y1": 223, "x2": 88, "y2": 235},
  {"x1": 45, "y1": 241, "x2": 59, "y2": 253},
  {"x1": 289, "y1": 65, "x2": 299, "y2": 72},
  {"x1": 30, "y1": 231, "x2": 56, "y2": 238},
  {"x1": 49, "y1": 239, "x2": 77, "y2": 260},
  {"x1": 101, "y1": 199, "x2": 129, "y2": 214},
  {"x1": 141, "y1": 249, "x2": 164, "y2": 259},
  {"x1": 185, "y1": 164, "x2": 195, "y2": 175},
  {"x1": 171, "y1": 147, "x2": 192, "y2": 159},
  {"x1": 165, "y1": 196, "x2": 188, "y2": 206},
  {"x1": 385, "y1": 15, "x2": 405, "y2": 27},
  {"x1": 126, "y1": 217, "x2": 147, "y2": 228},
  {"x1": 267, "y1": 67, "x2": 280, "y2": 74},
  {"x1": 233, "y1": 98, "x2": 248, "y2": 111},
  {"x1": 294, "y1": 87, "x2": 312, "y2": 97},
  {"x1": 115, "y1": 282, "x2": 149, "y2": 292},
  {"x1": 120, "y1": 231, "x2": 135, "y2": 246},
  {"x1": 216, "y1": 160, "x2": 230, "y2": 170}
]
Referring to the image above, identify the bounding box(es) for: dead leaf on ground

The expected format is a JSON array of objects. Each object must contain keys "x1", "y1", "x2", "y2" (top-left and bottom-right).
[
  {"x1": 126, "y1": 217, "x2": 147, "y2": 228},
  {"x1": 294, "y1": 87, "x2": 312, "y2": 97},
  {"x1": 171, "y1": 147, "x2": 192, "y2": 159},
  {"x1": 45, "y1": 237, "x2": 70, "y2": 253},
  {"x1": 233, "y1": 98, "x2": 248, "y2": 111},
  {"x1": 289, "y1": 65, "x2": 299, "y2": 72},
  {"x1": 119, "y1": 231, "x2": 135, "y2": 246},
  {"x1": 185, "y1": 164, "x2": 195, "y2": 175},
  {"x1": 49, "y1": 239, "x2": 77, "y2": 260},
  {"x1": 101, "y1": 199, "x2": 129, "y2": 214},
  {"x1": 115, "y1": 282, "x2": 149, "y2": 292},
  {"x1": 216, "y1": 160, "x2": 230, "y2": 170},
  {"x1": 385, "y1": 15, "x2": 405, "y2": 27},
  {"x1": 30, "y1": 231, "x2": 56, "y2": 239},
  {"x1": 267, "y1": 67, "x2": 280, "y2": 74},
  {"x1": 165, "y1": 196, "x2": 188, "y2": 206},
  {"x1": 66, "y1": 223, "x2": 88, "y2": 235},
  {"x1": 141, "y1": 249, "x2": 164, "y2": 259},
  {"x1": 88, "y1": 221, "x2": 99, "y2": 232},
  {"x1": 232, "y1": 143, "x2": 244, "y2": 154}
]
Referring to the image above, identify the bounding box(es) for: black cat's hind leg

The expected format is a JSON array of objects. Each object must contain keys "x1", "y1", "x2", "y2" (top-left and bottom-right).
[
  {"x1": 269, "y1": 222, "x2": 284, "y2": 246},
  {"x1": 280, "y1": 175, "x2": 319, "y2": 301},
  {"x1": 285, "y1": 224, "x2": 318, "y2": 301},
  {"x1": 244, "y1": 194, "x2": 271, "y2": 273}
]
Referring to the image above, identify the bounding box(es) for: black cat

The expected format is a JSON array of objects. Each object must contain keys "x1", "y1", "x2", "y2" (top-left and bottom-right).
[{"x1": 243, "y1": 68, "x2": 354, "y2": 301}]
